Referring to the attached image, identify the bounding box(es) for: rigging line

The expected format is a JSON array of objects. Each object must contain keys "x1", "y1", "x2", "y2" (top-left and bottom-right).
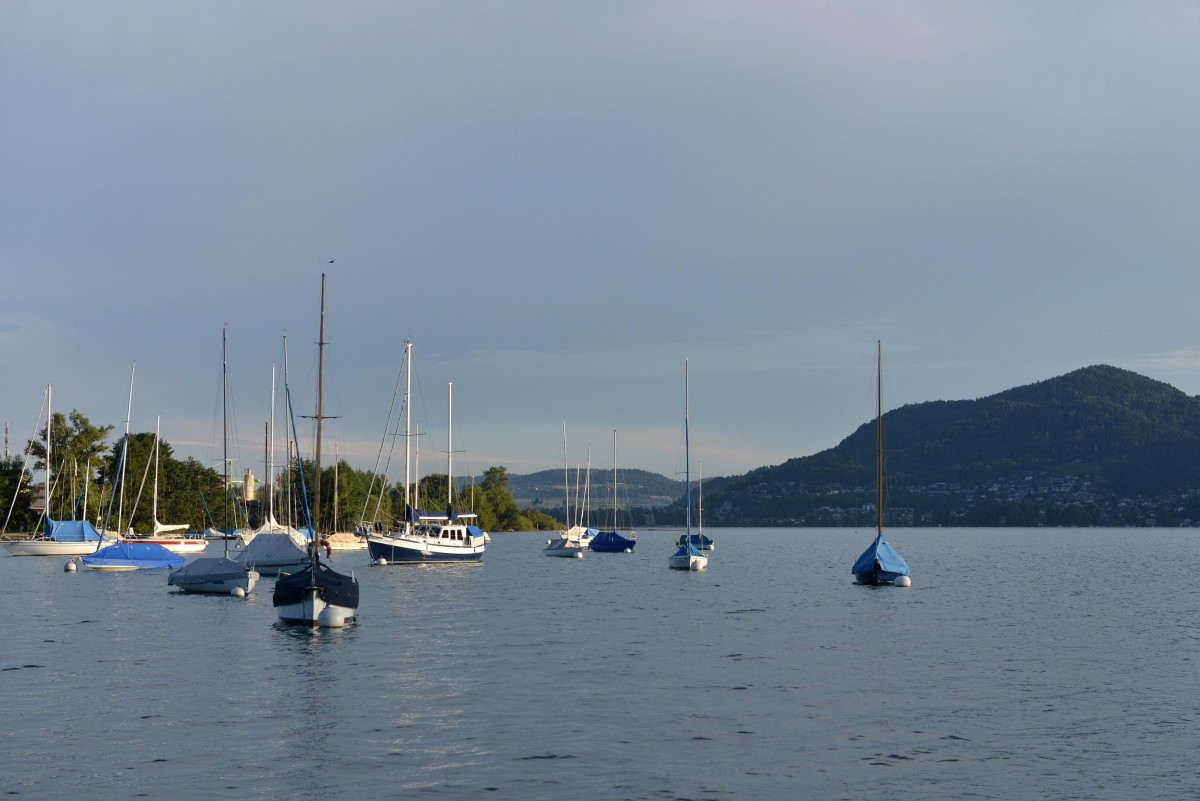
[{"x1": 360, "y1": 358, "x2": 404, "y2": 523}]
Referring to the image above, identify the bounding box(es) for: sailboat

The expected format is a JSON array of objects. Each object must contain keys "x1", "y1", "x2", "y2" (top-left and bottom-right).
[
  {"x1": 169, "y1": 327, "x2": 261, "y2": 595},
  {"x1": 120, "y1": 416, "x2": 207, "y2": 554},
  {"x1": 851, "y1": 341, "x2": 912, "y2": 586},
  {"x1": 272, "y1": 272, "x2": 360, "y2": 625},
  {"x1": 669, "y1": 361, "x2": 708, "y2": 571},
  {"x1": 3, "y1": 386, "x2": 110, "y2": 556},
  {"x1": 324, "y1": 444, "x2": 366, "y2": 550},
  {"x1": 237, "y1": 348, "x2": 311, "y2": 575},
  {"x1": 367, "y1": 373, "x2": 486, "y2": 563},
  {"x1": 83, "y1": 366, "x2": 187, "y2": 572},
  {"x1": 675, "y1": 458, "x2": 714, "y2": 551},
  {"x1": 544, "y1": 422, "x2": 584, "y2": 558},
  {"x1": 589, "y1": 429, "x2": 636, "y2": 553}
]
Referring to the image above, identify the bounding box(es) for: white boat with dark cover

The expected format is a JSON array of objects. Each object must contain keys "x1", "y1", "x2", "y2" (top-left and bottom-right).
[
  {"x1": 272, "y1": 273, "x2": 360, "y2": 625},
  {"x1": 169, "y1": 327, "x2": 260, "y2": 595}
]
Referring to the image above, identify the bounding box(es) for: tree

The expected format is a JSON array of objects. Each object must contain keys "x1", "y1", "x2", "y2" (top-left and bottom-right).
[{"x1": 27, "y1": 410, "x2": 114, "y2": 521}]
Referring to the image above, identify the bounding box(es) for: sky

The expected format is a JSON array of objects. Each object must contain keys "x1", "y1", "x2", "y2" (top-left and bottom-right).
[{"x1": 4, "y1": 2, "x2": 1200, "y2": 484}]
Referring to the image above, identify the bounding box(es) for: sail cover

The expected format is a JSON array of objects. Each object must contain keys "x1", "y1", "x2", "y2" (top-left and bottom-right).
[
  {"x1": 237, "y1": 529, "x2": 307, "y2": 567},
  {"x1": 590, "y1": 530, "x2": 636, "y2": 552},
  {"x1": 168, "y1": 556, "x2": 250, "y2": 586},
  {"x1": 851, "y1": 532, "x2": 910, "y2": 576},
  {"x1": 81, "y1": 541, "x2": 186, "y2": 568},
  {"x1": 46, "y1": 518, "x2": 103, "y2": 542},
  {"x1": 273, "y1": 560, "x2": 359, "y2": 610}
]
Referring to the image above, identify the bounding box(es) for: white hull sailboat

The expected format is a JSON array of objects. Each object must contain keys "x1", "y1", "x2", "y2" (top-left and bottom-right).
[
  {"x1": 2, "y1": 386, "x2": 114, "y2": 557},
  {"x1": 169, "y1": 327, "x2": 260, "y2": 595},
  {"x1": 273, "y1": 273, "x2": 360, "y2": 625},
  {"x1": 545, "y1": 422, "x2": 584, "y2": 559},
  {"x1": 669, "y1": 361, "x2": 708, "y2": 572}
]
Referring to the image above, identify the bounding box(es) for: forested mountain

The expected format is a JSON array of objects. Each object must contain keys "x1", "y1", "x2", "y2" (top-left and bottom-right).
[{"x1": 697, "y1": 365, "x2": 1200, "y2": 526}]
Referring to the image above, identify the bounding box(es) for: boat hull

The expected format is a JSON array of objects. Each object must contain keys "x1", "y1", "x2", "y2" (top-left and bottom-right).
[
  {"x1": 274, "y1": 591, "x2": 357, "y2": 625},
  {"x1": 668, "y1": 553, "x2": 708, "y2": 571},
  {"x1": 543, "y1": 539, "x2": 584, "y2": 557},
  {"x1": 2, "y1": 539, "x2": 107, "y2": 557},
  {"x1": 367, "y1": 535, "x2": 484, "y2": 563},
  {"x1": 273, "y1": 561, "x2": 359, "y2": 625},
  {"x1": 168, "y1": 558, "x2": 260, "y2": 594}
]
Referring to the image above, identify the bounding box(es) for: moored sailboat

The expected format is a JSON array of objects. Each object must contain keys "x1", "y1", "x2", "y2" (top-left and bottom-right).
[
  {"x1": 367, "y1": 348, "x2": 485, "y2": 564},
  {"x1": 545, "y1": 422, "x2": 584, "y2": 558},
  {"x1": 589, "y1": 429, "x2": 636, "y2": 553},
  {"x1": 2, "y1": 385, "x2": 113, "y2": 556},
  {"x1": 669, "y1": 361, "x2": 708, "y2": 571},
  {"x1": 272, "y1": 272, "x2": 360, "y2": 625},
  {"x1": 169, "y1": 326, "x2": 260, "y2": 595},
  {"x1": 852, "y1": 341, "x2": 911, "y2": 586}
]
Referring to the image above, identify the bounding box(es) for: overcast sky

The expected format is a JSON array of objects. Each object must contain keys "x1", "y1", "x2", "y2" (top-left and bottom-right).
[{"x1": 4, "y1": 2, "x2": 1200, "y2": 484}]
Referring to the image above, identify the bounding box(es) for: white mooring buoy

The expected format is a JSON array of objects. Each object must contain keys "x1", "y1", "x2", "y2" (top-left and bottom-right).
[
  {"x1": 894, "y1": 575, "x2": 912, "y2": 588},
  {"x1": 231, "y1": 586, "x2": 246, "y2": 598},
  {"x1": 574, "y1": 550, "x2": 583, "y2": 559},
  {"x1": 377, "y1": 557, "x2": 388, "y2": 566},
  {"x1": 318, "y1": 608, "x2": 346, "y2": 628},
  {"x1": 64, "y1": 559, "x2": 77, "y2": 572}
]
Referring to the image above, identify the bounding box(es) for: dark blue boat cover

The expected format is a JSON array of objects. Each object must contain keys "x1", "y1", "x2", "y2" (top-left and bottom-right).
[
  {"x1": 46, "y1": 518, "x2": 103, "y2": 542},
  {"x1": 671, "y1": 540, "x2": 705, "y2": 559},
  {"x1": 273, "y1": 560, "x2": 360, "y2": 610},
  {"x1": 466, "y1": 525, "x2": 485, "y2": 539},
  {"x1": 590, "y1": 530, "x2": 636, "y2": 552},
  {"x1": 851, "y1": 532, "x2": 910, "y2": 576},
  {"x1": 81, "y1": 541, "x2": 186, "y2": 568},
  {"x1": 675, "y1": 532, "x2": 713, "y2": 548}
]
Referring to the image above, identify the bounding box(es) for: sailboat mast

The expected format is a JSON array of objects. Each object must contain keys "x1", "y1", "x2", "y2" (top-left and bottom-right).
[
  {"x1": 684, "y1": 360, "x2": 692, "y2": 536},
  {"x1": 152, "y1": 415, "x2": 161, "y2": 525},
  {"x1": 267, "y1": 365, "x2": 276, "y2": 524},
  {"x1": 446, "y1": 382, "x2": 453, "y2": 508},
  {"x1": 117, "y1": 363, "x2": 135, "y2": 536},
  {"x1": 611, "y1": 429, "x2": 617, "y2": 531},
  {"x1": 222, "y1": 326, "x2": 230, "y2": 556},
  {"x1": 313, "y1": 272, "x2": 327, "y2": 540},
  {"x1": 876, "y1": 340, "x2": 883, "y2": 535},
  {"x1": 562, "y1": 421, "x2": 569, "y2": 531},
  {"x1": 404, "y1": 341, "x2": 412, "y2": 520},
  {"x1": 45, "y1": 384, "x2": 51, "y2": 525}
]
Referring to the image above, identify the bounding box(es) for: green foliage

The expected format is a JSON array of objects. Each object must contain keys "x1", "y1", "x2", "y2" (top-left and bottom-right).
[
  {"x1": 0, "y1": 456, "x2": 35, "y2": 533},
  {"x1": 698, "y1": 364, "x2": 1200, "y2": 526}
]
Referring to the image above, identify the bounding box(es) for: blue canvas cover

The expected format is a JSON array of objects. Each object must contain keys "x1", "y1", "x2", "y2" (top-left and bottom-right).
[
  {"x1": 590, "y1": 529, "x2": 636, "y2": 552},
  {"x1": 672, "y1": 540, "x2": 704, "y2": 559},
  {"x1": 851, "y1": 532, "x2": 910, "y2": 577},
  {"x1": 82, "y1": 541, "x2": 186, "y2": 569},
  {"x1": 466, "y1": 525, "x2": 485, "y2": 540},
  {"x1": 46, "y1": 518, "x2": 103, "y2": 542}
]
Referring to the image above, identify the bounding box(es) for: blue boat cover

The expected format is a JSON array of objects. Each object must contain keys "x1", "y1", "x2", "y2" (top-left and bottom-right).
[
  {"x1": 675, "y1": 532, "x2": 713, "y2": 548},
  {"x1": 851, "y1": 532, "x2": 910, "y2": 576},
  {"x1": 466, "y1": 525, "x2": 485, "y2": 539},
  {"x1": 82, "y1": 541, "x2": 186, "y2": 568},
  {"x1": 671, "y1": 540, "x2": 704, "y2": 559},
  {"x1": 590, "y1": 529, "x2": 636, "y2": 552},
  {"x1": 46, "y1": 518, "x2": 103, "y2": 542}
]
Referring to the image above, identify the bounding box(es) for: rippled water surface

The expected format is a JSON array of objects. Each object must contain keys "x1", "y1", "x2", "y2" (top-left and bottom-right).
[{"x1": 3, "y1": 528, "x2": 1199, "y2": 800}]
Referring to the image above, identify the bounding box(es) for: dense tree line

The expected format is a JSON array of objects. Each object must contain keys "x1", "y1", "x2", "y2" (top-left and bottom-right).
[{"x1": 1, "y1": 408, "x2": 550, "y2": 536}]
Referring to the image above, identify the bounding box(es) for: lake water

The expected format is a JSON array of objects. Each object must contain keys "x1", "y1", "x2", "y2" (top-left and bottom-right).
[{"x1": 2, "y1": 527, "x2": 1198, "y2": 800}]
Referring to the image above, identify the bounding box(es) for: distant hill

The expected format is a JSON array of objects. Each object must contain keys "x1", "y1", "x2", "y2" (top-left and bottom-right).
[
  {"x1": 472, "y1": 468, "x2": 686, "y2": 514},
  {"x1": 483, "y1": 365, "x2": 1200, "y2": 527},
  {"x1": 698, "y1": 365, "x2": 1200, "y2": 526}
]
